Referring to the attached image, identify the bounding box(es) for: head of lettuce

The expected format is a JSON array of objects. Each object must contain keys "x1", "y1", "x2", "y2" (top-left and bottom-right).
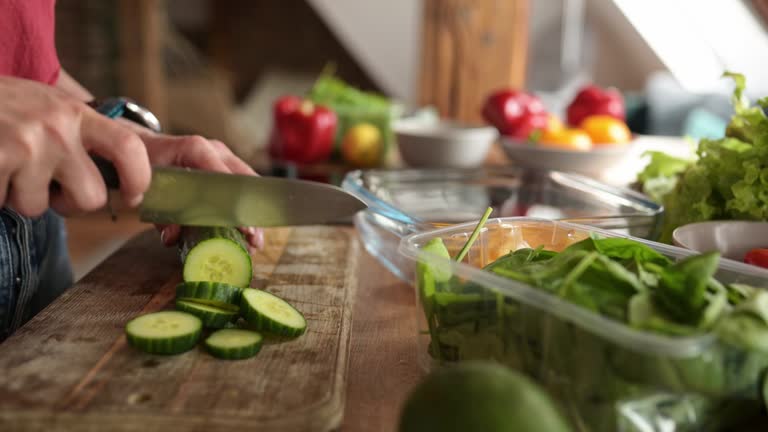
[{"x1": 637, "y1": 72, "x2": 768, "y2": 243}]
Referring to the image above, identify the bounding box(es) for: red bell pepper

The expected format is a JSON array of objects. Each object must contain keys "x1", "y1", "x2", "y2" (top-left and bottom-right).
[
  {"x1": 566, "y1": 84, "x2": 625, "y2": 127},
  {"x1": 268, "y1": 95, "x2": 337, "y2": 164},
  {"x1": 481, "y1": 89, "x2": 547, "y2": 137}
]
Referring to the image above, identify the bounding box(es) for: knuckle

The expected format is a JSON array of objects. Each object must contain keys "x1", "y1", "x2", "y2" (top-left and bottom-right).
[
  {"x1": 11, "y1": 126, "x2": 39, "y2": 161},
  {"x1": 114, "y1": 131, "x2": 143, "y2": 155},
  {"x1": 78, "y1": 187, "x2": 107, "y2": 211},
  {"x1": 184, "y1": 135, "x2": 212, "y2": 152}
]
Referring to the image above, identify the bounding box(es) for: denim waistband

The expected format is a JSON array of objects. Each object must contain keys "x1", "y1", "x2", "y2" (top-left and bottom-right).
[{"x1": 0, "y1": 208, "x2": 33, "y2": 341}]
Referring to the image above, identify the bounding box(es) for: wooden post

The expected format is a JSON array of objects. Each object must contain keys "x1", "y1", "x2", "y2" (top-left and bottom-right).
[
  {"x1": 418, "y1": 0, "x2": 530, "y2": 124},
  {"x1": 117, "y1": 0, "x2": 168, "y2": 127}
]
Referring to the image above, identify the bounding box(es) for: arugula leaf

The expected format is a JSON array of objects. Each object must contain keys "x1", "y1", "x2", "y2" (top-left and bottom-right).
[
  {"x1": 652, "y1": 252, "x2": 720, "y2": 325},
  {"x1": 454, "y1": 206, "x2": 493, "y2": 262},
  {"x1": 563, "y1": 235, "x2": 671, "y2": 266}
]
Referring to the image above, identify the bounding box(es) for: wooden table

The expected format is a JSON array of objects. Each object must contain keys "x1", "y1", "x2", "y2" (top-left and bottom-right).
[{"x1": 341, "y1": 236, "x2": 424, "y2": 431}]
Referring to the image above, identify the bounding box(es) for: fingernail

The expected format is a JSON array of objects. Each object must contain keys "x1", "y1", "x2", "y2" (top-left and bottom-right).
[
  {"x1": 160, "y1": 228, "x2": 167, "y2": 245},
  {"x1": 255, "y1": 229, "x2": 265, "y2": 250},
  {"x1": 129, "y1": 194, "x2": 144, "y2": 208}
]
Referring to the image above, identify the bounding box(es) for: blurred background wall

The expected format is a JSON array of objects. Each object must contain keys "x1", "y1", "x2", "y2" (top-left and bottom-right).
[{"x1": 53, "y1": 0, "x2": 768, "y2": 166}]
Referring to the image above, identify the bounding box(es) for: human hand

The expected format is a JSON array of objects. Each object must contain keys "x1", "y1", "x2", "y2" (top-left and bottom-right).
[
  {"x1": 0, "y1": 76, "x2": 151, "y2": 217},
  {"x1": 126, "y1": 124, "x2": 264, "y2": 250}
]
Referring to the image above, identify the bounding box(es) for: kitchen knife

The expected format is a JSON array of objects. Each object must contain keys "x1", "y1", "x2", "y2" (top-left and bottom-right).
[
  {"x1": 81, "y1": 98, "x2": 368, "y2": 227},
  {"x1": 138, "y1": 166, "x2": 368, "y2": 227}
]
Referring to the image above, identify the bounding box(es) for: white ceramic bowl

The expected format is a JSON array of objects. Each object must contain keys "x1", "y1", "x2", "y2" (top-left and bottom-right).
[
  {"x1": 395, "y1": 120, "x2": 497, "y2": 168},
  {"x1": 672, "y1": 220, "x2": 768, "y2": 263},
  {"x1": 500, "y1": 136, "x2": 636, "y2": 176}
]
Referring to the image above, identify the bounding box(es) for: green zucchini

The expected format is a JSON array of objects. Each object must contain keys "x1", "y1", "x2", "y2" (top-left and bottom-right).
[
  {"x1": 175, "y1": 281, "x2": 242, "y2": 306},
  {"x1": 204, "y1": 328, "x2": 263, "y2": 360},
  {"x1": 125, "y1": 311, "x2": 202, "y2": 355},
  {"x1": 179, "y1": 227, "x2": 253, "y2": 288},
  {"x1": 240, "y1": 288, "x2": 307, "y2": 337},
  {"x1": 175, "y1": 299, "x2": 239, "y2": 328}
]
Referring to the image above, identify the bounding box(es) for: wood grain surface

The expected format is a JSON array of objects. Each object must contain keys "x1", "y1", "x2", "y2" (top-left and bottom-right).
[
  {"x1": 418, "y1": 0, "x2": 530, "y2": 123},
  {"x1": 0, "y1": 226, "x2": 358, "y2": 432}
]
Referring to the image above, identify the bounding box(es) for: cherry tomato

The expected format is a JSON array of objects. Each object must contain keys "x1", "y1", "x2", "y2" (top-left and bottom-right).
[
  {"x1": 744, "y1": 248, "x2": 768, "y2": 269},
  {"x1": 538, "y1": 128, "x2": 593, "y2": 151},
  {"x1": 579, "y1": 115, "x2": 631, "y2": 145}
]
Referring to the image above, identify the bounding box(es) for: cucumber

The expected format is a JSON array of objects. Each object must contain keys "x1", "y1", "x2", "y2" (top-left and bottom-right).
[
  {"x1": 175, "y1": 281, "x2": 242, "y2": 306},
  {"x1": 125, "y1": 311, "x2": 202, "y2": 355},
  {"x1": 179, "y1": 227, "x2": 253, "y2": 288},
  {"x1": 240, "y1": 288, "x2": 307, "y2": 337},
  {"x1": 204, "y1": 328, "x2": 263, "y2": 360},
  {"x1": 175, "y1": 299, "x2": 239, "y2": 328}
]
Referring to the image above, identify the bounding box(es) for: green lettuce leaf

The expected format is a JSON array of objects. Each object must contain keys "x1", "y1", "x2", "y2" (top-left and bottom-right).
[{"x1": 656, "y1": 71, "x2": 768, "y2": 242}]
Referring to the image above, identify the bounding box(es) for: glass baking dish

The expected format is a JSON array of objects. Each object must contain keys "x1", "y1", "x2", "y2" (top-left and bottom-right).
[
  {"x1": 343, "y1": 167, "x2": 663, "y2": 282},
  {"x1": 398, "y1": 218, "x2": 768, "y2": 432}
]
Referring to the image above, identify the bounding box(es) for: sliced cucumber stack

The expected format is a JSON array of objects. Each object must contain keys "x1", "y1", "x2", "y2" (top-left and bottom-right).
[
  {"x1": 240, "y1": 288, "x2": 307, "y2": 337},
  {"x1": 204, "y1": 329, "x2": 263, "y2": 360},
  {"x1": 175, "y1": 281, "x2": 242, "y2": 307},
  {"x1": 175, "y1": 299, "x2": 239, "y2": 329},
  {"x1": 180, "y1": 227, "x2": 253, "y2": 288},
  {"x1": 125, "y1": 311, "x2": 202, "y2": 355}
]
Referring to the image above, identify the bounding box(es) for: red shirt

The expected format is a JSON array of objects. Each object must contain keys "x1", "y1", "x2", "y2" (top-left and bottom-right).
[{"x1": 0, "y1": 0, "x2": 60, "y2": 84}]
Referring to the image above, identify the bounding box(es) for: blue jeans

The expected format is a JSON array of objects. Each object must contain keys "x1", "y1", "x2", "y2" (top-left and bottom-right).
[{"x1": 0, "y1": 208, "x2": 73, "y2": 342}]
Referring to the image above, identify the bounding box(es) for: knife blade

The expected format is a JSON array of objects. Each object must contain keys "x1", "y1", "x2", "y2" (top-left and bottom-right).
[{"x1": 135, "y1": 166, "x2": 367, "y2": 227}]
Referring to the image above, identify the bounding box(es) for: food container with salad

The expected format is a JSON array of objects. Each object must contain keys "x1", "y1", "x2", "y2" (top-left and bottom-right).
[
  {"x1": 399, "y1": 214, "x2": 768, "y2": 432},
  {"x1": 343, "y1": 166, "x2": 663, "y2": 282}
]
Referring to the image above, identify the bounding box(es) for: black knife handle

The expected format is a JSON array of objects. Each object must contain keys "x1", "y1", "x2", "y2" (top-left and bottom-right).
[
  {"x1": 49, "y1": 155, "x2": 120, "y2": 193},
  {"x1": 91, "y1": 155, "x2": 121, "y2": 189}
]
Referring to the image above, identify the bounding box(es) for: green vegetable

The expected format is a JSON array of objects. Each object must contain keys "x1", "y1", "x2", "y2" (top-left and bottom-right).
[
  {"x1": 204, "y1": 329, "x2": 263, "y2": 360},
  {"x1": 240, "y1": 288, "x2": 307, "y2": 337},
  {"x1": 398, "y1": 361, "x2": 573, "y2": 432},
  {"x1": 454, "y1": 206, "x2": 493, "y2": 263},
  {"x1": 125, "y1": 311, "x2": 202, "y2": 355},
  {"x1": 175, "y1": 299, "x2": 239, "y2": 329},
  {"x1": 635, "y1": 151, "x2": 694, "y2": 203},
  {"x1": 414, "y1": 225, "x2": 768, "y2": 431},
  {"x1": 180, "y1": 227, "x2": 253, "y2": 288},
  {"x1": 175, "y1": 281, "x2": 243, "y2": 307},
  {"x1": 635, "y1": 72, "x2": 768, "y2": 242}
]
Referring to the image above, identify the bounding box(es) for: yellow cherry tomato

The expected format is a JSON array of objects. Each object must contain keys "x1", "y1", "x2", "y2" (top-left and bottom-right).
[
  {"x1": 546, "y1": 114, "x2": 564, "y2": 133},
  {"x1": 579, "y1": 115, "x2": 631, "y2": 145},
  {"x1": 341, "y1": 122, "x2": 383, "y2": 167},
  {"x1": 538, "y1": 128, "x2": 593, "y2": 151}
]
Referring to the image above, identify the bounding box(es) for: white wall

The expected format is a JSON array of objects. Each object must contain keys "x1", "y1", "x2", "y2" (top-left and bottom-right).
[
  {"x1": 308, "y1": 0, "x2": 768, "y2": 102},
  {"x1": 306, "y1": 0, "x2": 423, "y2": 105}
]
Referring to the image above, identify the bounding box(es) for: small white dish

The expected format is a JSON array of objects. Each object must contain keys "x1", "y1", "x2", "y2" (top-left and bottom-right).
[
  {"x1": 672, "y1": 220, "x2": 768, "y2": 262},
  {"x1": 395, "y1": 118, "x2": 497, "y2": 168},
  {"x1": 500, "y1": 136, "x2": 637, "y2": 176}
]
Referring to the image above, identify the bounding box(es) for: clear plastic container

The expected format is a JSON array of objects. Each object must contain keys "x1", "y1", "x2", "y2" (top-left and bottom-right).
[
  {"x1": 398, "y1": 218, "x2": 768, "y2": 432},
  {"x1": 343, "y1": 167, "x2": 663, "y2": 282}
]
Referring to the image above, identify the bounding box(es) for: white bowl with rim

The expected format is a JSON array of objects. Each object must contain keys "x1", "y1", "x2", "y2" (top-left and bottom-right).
[
  {"x1": 395, "y1": 119, "x2": 497, "y2": 168},
  {"x1": 500, "y1": 136, "x2": 637, "y2": 176},
  {"x1": 672, "y1": 220, "x2": 768, "y2": 266}
]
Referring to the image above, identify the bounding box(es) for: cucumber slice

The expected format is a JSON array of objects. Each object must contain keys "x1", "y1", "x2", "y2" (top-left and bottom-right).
[
  {"x1": 240, "y1": 288, "x2": 307, "y2": 337},
  {"x1": 204, "y1": 329, "x2": 263, "y2": 360},
  {"x1": 175, "y1": 299, "x2": 239, "y2": 328},
  {"x1": 180, "y1": 227, "x2": 253, "y2": 288},
  {"x1": 125, "y1": 311, "x2": 201, "y2": 355},
  {"x1": 175, "y1": 281, "x2": 242, "y2": 306}
]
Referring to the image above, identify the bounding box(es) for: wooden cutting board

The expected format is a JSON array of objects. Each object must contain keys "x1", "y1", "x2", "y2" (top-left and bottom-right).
[{"x1": 0, "y1": 226, "x2": 358, "y2": 432}]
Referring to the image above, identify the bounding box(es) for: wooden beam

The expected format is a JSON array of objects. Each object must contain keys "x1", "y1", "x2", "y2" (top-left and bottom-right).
[
  {"x1": 418, "y1": 0, "x2": 530, "y2": 124},
  {"x1": 117, "y1": 0, "x2": 168, "y2": 127}
]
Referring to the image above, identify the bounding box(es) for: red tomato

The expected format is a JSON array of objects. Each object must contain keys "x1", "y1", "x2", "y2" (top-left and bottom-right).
[{"x1": 744, "y1": 248, "x2": 768, "y2": 269}]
